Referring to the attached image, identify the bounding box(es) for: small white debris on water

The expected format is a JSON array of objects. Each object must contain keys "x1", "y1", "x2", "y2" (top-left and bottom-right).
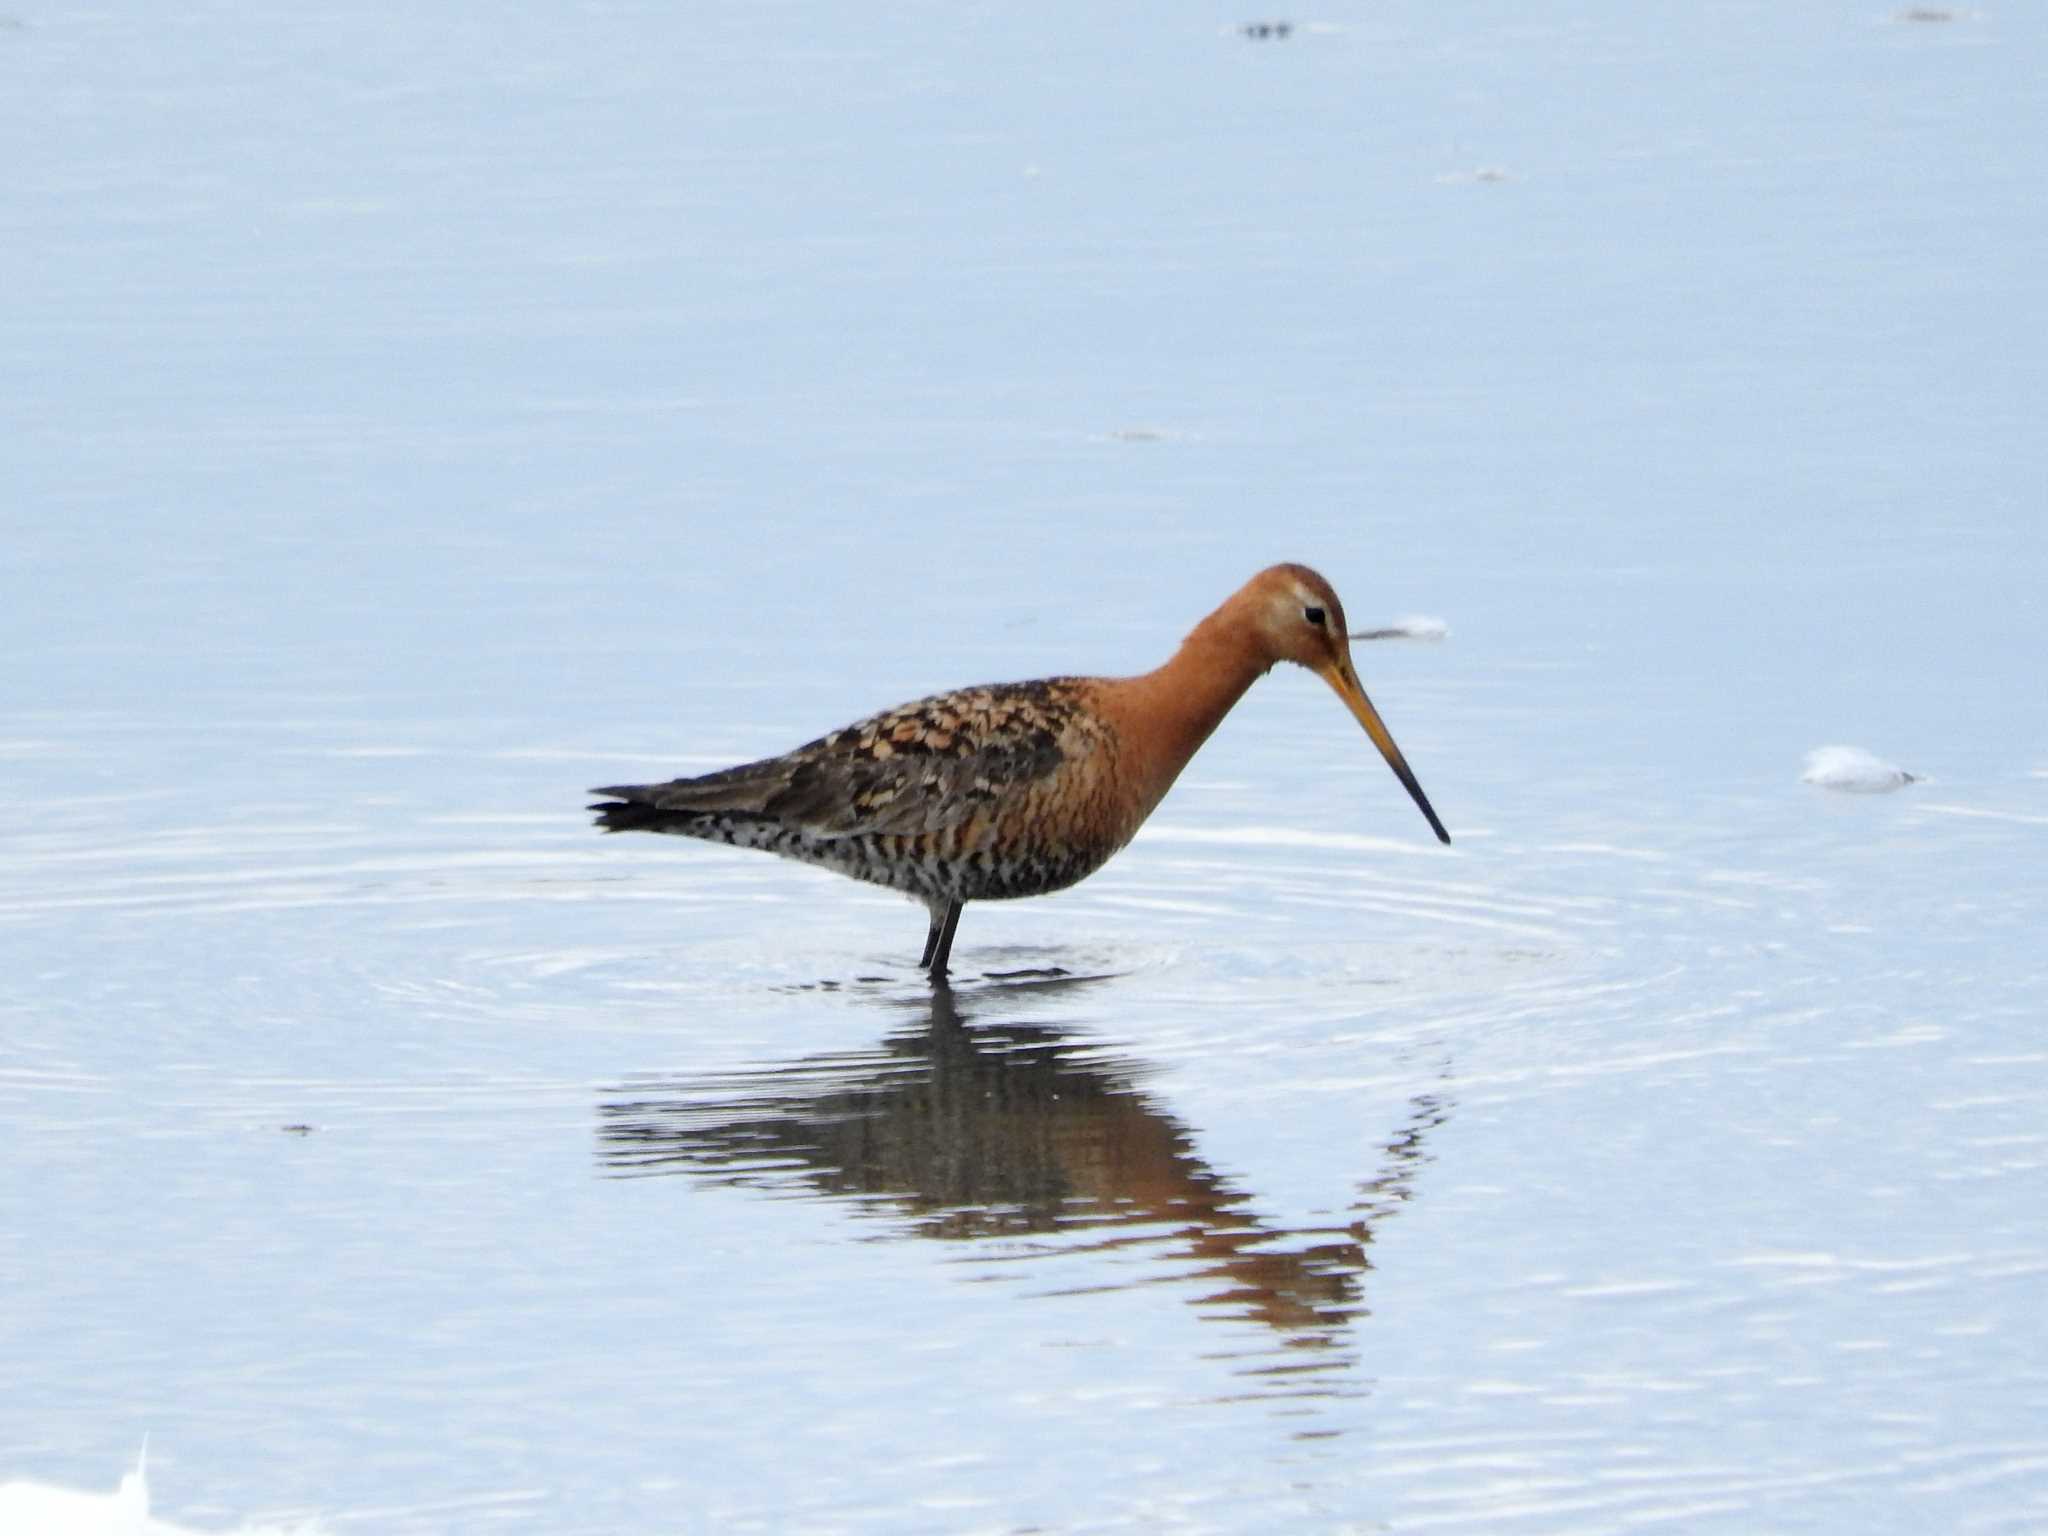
[
  {"x1": 1352, "y1": 615, "x2": 1450, "y2": 642},
  {"x1": 0, "y1": 1443, "x2": 324, "y2": 1535},
  {"x1": 1801, "y1": 745, "x2": 1921, "y2": 793}
]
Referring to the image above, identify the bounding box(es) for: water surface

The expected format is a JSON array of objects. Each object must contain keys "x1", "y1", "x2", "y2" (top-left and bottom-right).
[{"x1": 4, "y1": 2, "x2": 2046, "y2": 1531}]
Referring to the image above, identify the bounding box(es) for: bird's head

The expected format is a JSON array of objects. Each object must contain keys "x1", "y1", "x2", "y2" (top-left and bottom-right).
[{"x1": 1244, "y1": 563, "x2": 1451, "y2": 846}]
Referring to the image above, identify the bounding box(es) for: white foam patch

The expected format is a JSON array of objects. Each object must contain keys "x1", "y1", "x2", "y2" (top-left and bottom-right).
[
  {"x1": 1801, "y1": 745, "x2": 1920, "y2": 793},
  {"x1": 1352, "y1": 614, "x2": 1450, "y2": 642}
]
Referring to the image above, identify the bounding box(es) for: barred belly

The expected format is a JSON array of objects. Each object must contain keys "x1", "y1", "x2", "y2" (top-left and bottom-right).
[{"x1": 676, "y1": 814, "x2": 1110, "y2": 906}]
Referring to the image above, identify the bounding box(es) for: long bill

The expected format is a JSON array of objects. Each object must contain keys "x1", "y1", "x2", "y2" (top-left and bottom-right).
[{"x1": 1318, "y1": 659, "x2": 1452, "y2": 845}]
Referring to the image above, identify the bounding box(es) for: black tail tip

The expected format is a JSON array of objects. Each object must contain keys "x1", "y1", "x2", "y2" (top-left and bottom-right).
[{"x1": 590, "y1": 797, "x2": 654, "y2": 834}]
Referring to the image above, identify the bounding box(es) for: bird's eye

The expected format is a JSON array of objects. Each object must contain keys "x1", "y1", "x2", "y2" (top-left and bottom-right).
[{"x1": 1303, "y1": 606, "x2": 1327, "y2": 628}]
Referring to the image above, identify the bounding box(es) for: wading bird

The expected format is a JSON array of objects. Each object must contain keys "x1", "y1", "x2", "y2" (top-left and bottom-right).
[{"x1": 593, "y1": 563, "x2": 1449, "y2": 975}]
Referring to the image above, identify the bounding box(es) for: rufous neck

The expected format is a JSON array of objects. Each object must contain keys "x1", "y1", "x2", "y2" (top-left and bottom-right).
[
  {"x1": 1151, "y1": 609, "x2": 1270, "y2": 749},
  {"x1": 1108, "y1": 608, "x2": 1273, "y2": 823}
]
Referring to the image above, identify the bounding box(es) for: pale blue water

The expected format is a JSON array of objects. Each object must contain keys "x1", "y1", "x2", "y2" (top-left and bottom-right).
[{"x1": 4, "y1": 2, "x2": 2047, "y2": 1532}]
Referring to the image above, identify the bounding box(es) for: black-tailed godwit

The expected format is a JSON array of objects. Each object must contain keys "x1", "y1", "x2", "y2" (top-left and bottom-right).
[{"x1": 592, "y1": 563, "x2": 1449, "y2": 975}]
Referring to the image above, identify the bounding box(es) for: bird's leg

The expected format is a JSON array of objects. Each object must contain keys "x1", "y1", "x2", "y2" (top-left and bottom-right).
[{"x1": 921, "y1": 899, "x2": 964, "y2": 976}]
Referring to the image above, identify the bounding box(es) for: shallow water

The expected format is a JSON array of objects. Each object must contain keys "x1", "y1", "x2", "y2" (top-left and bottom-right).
[{"x1": 5, "y1": 2, "x2": 2047, "y2": 1532}]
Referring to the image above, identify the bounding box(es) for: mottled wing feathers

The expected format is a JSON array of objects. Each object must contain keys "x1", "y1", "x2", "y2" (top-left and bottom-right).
[
  {"x1": 592, "y1": 755, "x2": 795, "y2": 815},
  {"x1": 593, "y1": 679, "x2": 1093, "y2": 840}
]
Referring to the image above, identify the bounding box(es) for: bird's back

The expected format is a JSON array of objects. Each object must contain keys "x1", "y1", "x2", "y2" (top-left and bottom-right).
[{"x1": 593, "y1": 677, "x2": 1135, "y2": 904}]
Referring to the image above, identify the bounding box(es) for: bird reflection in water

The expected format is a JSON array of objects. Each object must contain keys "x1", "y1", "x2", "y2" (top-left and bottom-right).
[{"x1": 598, "y1": 975, "x2": 1449, "y2": 1405}]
